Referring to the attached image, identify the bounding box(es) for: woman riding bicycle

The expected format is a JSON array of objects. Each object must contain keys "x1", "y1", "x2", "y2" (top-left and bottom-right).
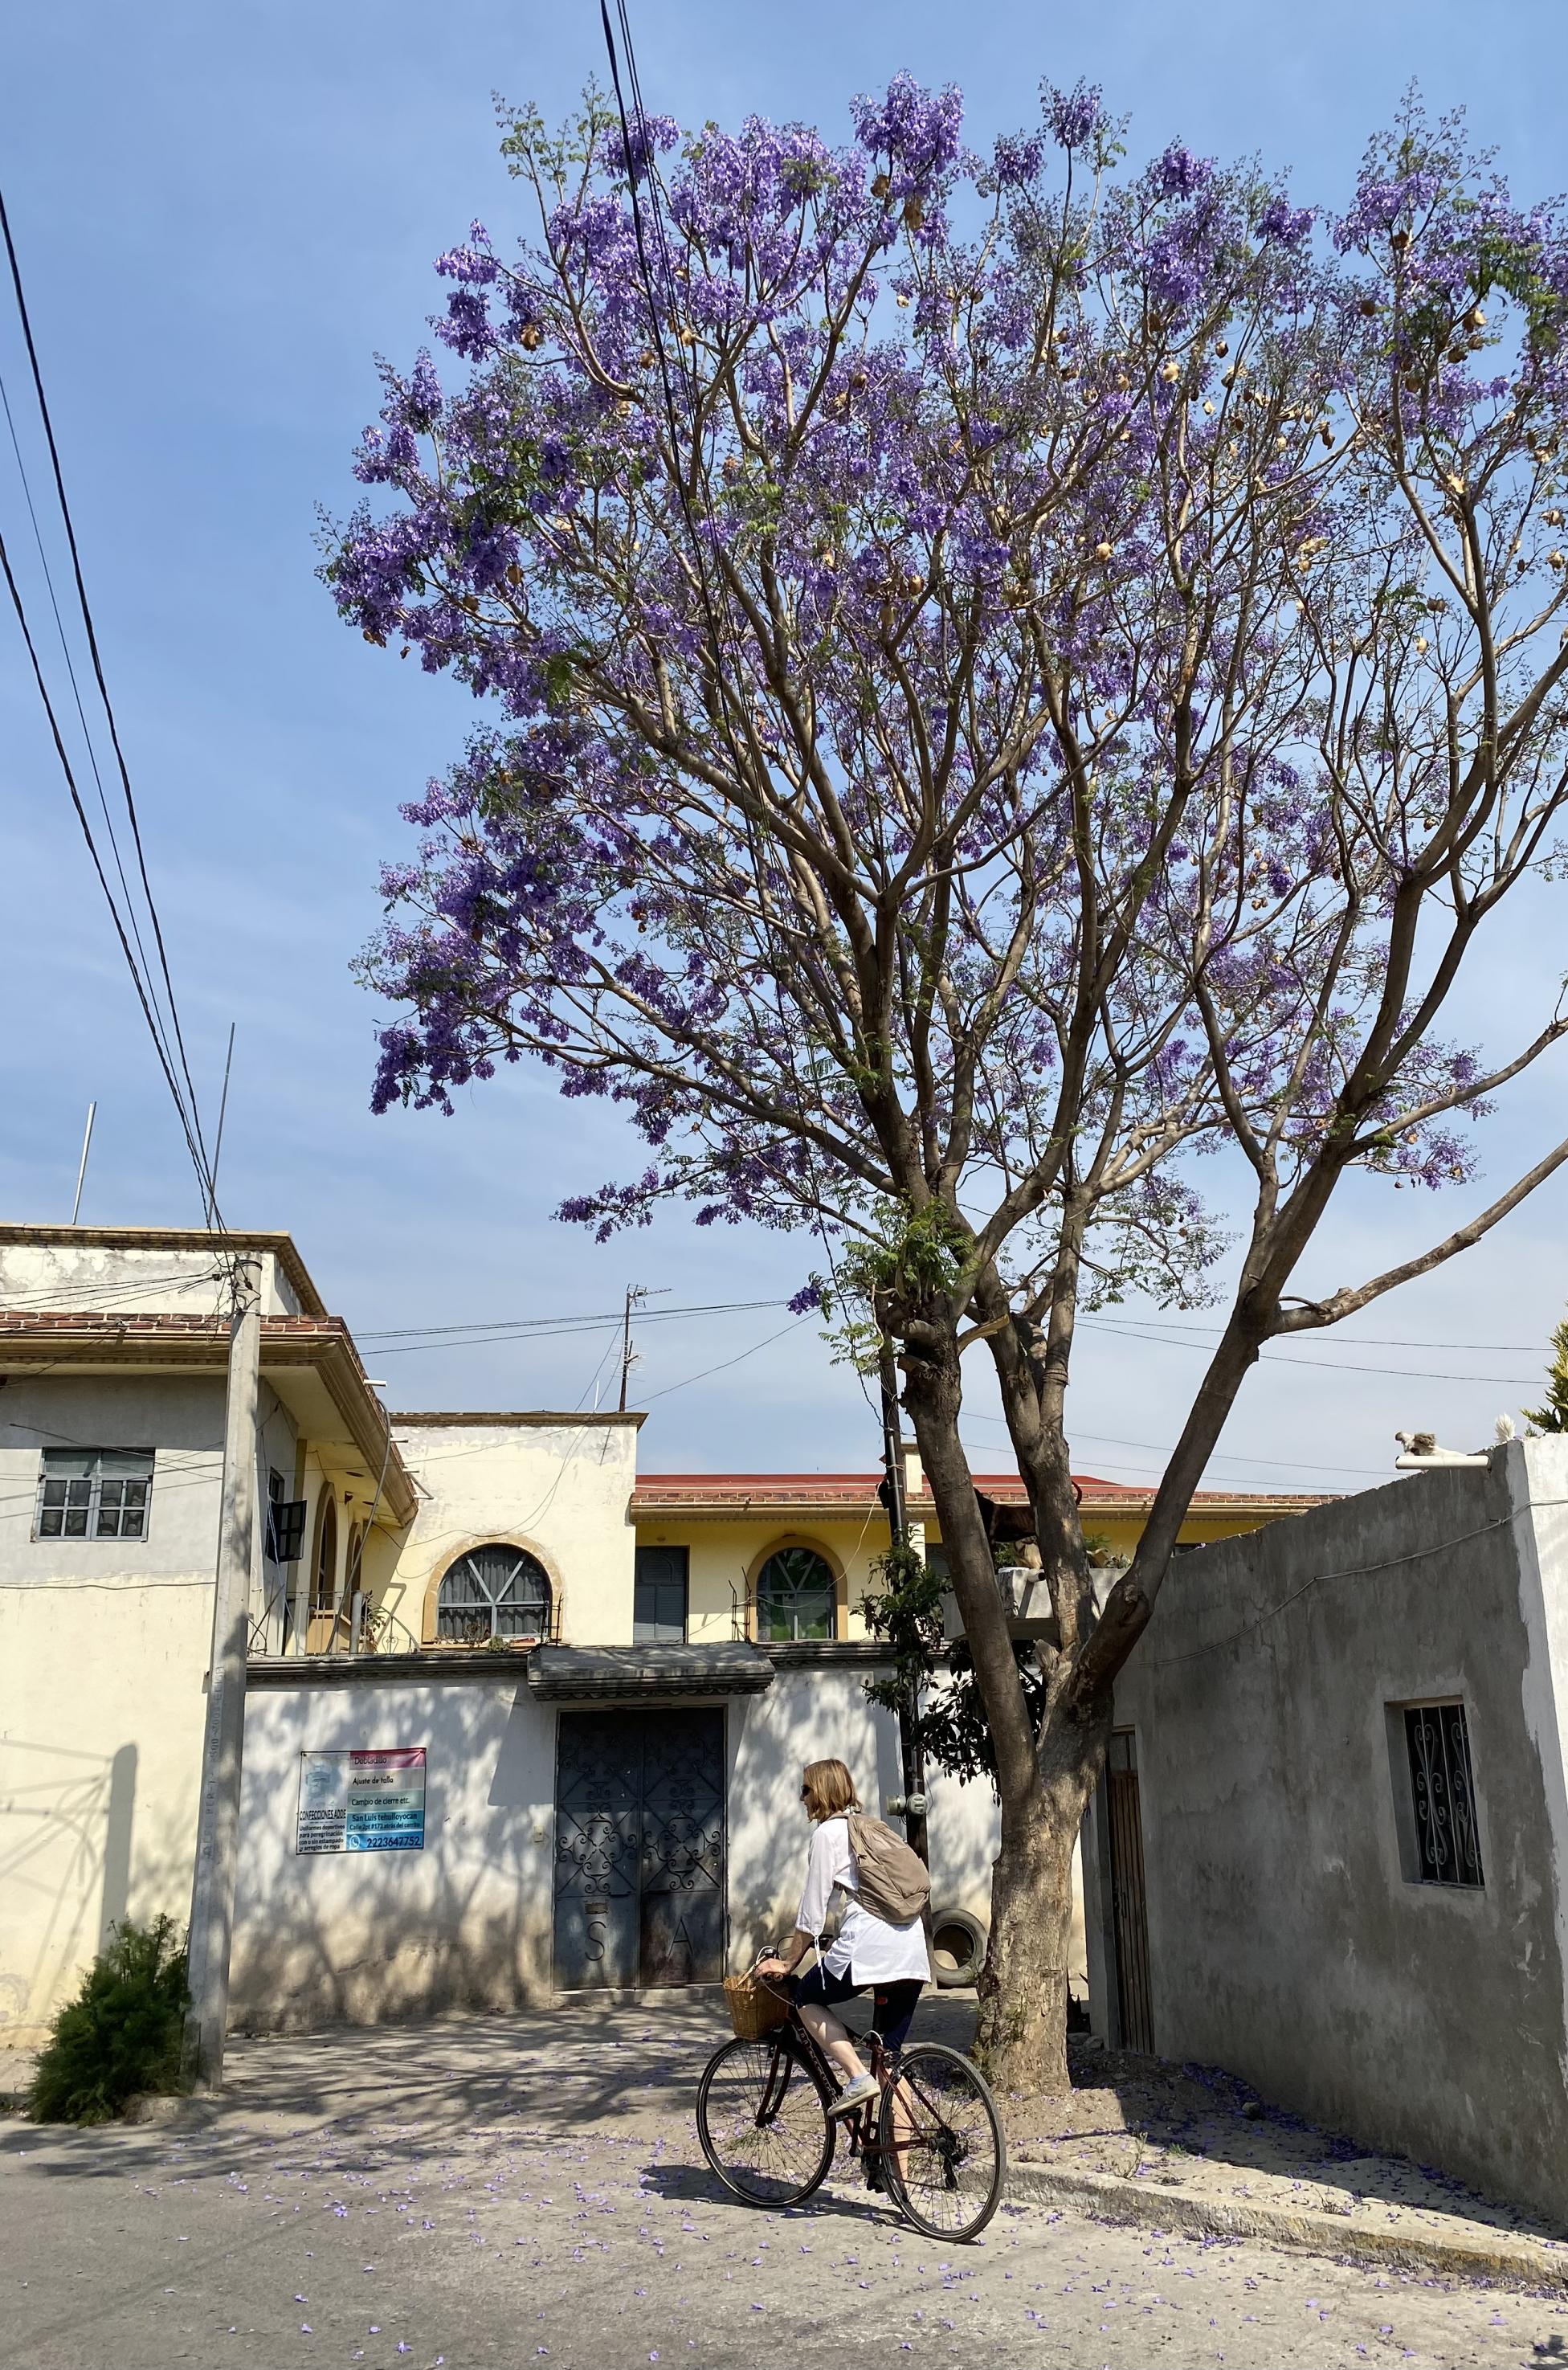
[{"x1": 756, "y1": 1756, "x2": 929, "y2": 2122}]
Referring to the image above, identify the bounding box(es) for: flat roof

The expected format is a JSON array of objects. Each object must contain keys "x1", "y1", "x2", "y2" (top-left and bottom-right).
[{"x1": 391, "y1": 1411, "x2": 646, "y2": 1428}]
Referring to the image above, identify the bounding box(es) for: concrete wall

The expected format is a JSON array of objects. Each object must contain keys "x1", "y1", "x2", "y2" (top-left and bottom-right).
[
  {"x1": 0, "y1": 1236, "x2": 304, "y2": 1318},
  {"x1": 1092, "y1": 1437, "x2": 1568, "y2": 2225},
  {"x1": 232, "y1": 1663, "x2": 1010, "y2": 2028},
  {"x1": 233, "y1": 1674, "x2": 557, "y2": 2026},
  {"x1": 379, "y1": 1419, "x2": 641, "y2": 1651},
  {"x1": 0, "y1": 1374, "x2": 228, "y2": 2041}
]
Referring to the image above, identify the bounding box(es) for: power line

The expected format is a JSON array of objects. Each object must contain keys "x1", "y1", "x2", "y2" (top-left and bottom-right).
[
  {"x1": 1074, "y1": 1315, "x2": 1544, "y2": 1387},
  {"x1": 643, "y1": 1316, "x2": 812, "y2": 1401},
  {"x1": 0, "y1": 187, "x2": 212, "y2": 1195},
  {"x1": 959, "y1": 1409, "x2": 1393, "y2": 1481},
  {"x1": 1080, "y1": 1313, "x2": 1550, "y2": 1355},
  {"x1": 0, "y1": 1266, "x2": 226, "y2": 1311},
  {"x1": 0, "y1": 185, "x2": 222, "y2": 1240},
  {"x1": 354, "y1": 1295, "x2": 789, "y2": 1346}
]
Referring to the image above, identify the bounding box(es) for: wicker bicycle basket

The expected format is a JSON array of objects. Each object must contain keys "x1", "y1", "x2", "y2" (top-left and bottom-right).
[{"x1": 723, "y1": 1968, "x2": 790, "y2": 2041}]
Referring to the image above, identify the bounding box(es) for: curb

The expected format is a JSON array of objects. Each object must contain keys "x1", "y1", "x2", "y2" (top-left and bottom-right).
[{"x1": 1006, "y1": 2160, "x2": 1568, "y2": 2292}]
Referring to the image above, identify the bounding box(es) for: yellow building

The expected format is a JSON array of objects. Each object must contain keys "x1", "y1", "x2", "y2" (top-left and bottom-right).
[{"x1": 627, "y1": 1464, "x2": 1327, "y2": 1646}]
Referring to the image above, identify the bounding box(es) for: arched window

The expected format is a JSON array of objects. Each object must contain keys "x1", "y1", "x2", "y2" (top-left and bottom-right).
[
  {"x1": 754, "y1": 1545, "x2": 838, "y2": 1643},
  {"x1": 305, "y1": 1494, "x2": 341, "y2": 1653},
  {"x1": 311, "y1": 1496, "x2": 338, "y2": 1616},
  {"x1": 438, "y1": 1543, "x2": 553, "y2": 1645}
]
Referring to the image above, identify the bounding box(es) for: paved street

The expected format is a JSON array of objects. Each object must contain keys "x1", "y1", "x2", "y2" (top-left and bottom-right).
[{"x1": 4, "y1": 2000, "x2": 1565, "y2": 2369}]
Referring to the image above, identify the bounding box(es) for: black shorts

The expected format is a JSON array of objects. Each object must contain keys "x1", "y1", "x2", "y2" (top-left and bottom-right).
[{"x1": 789, "y1": 1963, "x2": 923, "y2": 2053}]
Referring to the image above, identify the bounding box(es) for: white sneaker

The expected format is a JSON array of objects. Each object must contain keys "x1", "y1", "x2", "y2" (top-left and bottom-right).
[{"x1": 827, "y1": 2073, "x2": 879, "y2": 2119}]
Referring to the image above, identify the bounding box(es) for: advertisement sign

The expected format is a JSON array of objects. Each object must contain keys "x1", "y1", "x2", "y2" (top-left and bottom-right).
[{"x1": 296, "y1": 1747, "x2": 426, "y2": 1854}]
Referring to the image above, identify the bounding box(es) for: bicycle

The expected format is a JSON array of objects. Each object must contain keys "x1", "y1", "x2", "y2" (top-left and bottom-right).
[{"x1": 695, "y1": 1973, "x2": 1006, "y2": 2241}]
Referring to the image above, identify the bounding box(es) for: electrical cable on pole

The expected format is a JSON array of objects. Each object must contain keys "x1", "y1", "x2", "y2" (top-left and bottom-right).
[
  {"x1": 880, "y1": 1336, "x2": 930, "y2": 1869},
  {"x1": 619, "y1": 1283, "x2": 670, "y2": 1409}
]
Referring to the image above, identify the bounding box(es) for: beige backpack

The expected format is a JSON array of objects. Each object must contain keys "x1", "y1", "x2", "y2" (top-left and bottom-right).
[{"x1": 845, "y1": 1812, "x2": 931, "y2": 1925}]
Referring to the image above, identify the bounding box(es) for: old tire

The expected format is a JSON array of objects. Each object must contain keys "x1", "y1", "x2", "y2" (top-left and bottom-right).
[{"x1": 929, "y1": 1908, "x2": 986, "y2": 1989}]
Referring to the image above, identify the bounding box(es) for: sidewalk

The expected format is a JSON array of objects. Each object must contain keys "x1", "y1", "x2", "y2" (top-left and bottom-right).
[{"x1": 1003, "y1": 2031, "x2": 1568, "y2": 2290}]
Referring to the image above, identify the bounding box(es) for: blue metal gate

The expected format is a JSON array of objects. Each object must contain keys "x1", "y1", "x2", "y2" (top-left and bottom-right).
[{"x1": 553, "y1": 1709, "x2": 725, "y2": 1991}]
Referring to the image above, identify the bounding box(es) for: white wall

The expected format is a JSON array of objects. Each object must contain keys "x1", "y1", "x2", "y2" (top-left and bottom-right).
[
  {"x1": 0, "y1": 1236, "x2": 303, "y2": 1317},
  {"x1": 378, "y1": 1418, "x2": 640, "y2": 1651},
  {"x1": 233, "y1": 1664, "x2": 1023, "y2": 2028},
  {"x1": 234, "y1": 1676, "x2": 557, "y2": 2027},
  {"x1": 0, "y1": 1374, "x2": 228, "y2": 2040}
]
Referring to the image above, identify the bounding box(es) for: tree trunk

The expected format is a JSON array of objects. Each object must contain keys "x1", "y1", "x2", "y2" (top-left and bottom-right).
[
  {"x1": 899, "y1": 1306, "x2": 1105, "y2": 2097},
  {"x1": 975, "y1": 1699, "x2": 1109, "y2": 2095}
]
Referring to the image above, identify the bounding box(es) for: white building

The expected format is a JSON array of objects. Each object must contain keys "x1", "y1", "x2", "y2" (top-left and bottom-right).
[
  {"x1": 2, "y1": 1220, "x2": 1311, "y2": 2045},
  {"x1": 0, "y1": 1224, "x2": 1002, "y2": 2040}
]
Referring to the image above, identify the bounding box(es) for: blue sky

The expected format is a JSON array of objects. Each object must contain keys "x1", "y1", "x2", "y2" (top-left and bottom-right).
[{"x1": 2, "y1": 0, "x2": 1566, "y2": 1485}]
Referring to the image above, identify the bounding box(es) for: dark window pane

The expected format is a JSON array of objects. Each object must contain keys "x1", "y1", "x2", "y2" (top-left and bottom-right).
[
  {"x1": 37, "y1": 1452, "x2": 152, "y2": 1543},
  {"x1": 439, "y1": 1544, "x2": 552, "y2": 1642},
  {"x1": 634, "y1": 1547, "x2": 688, "y2": 1643},
  {"x1": 1404, "y1": 1703, "x2": 1484, "y2": 1888}
]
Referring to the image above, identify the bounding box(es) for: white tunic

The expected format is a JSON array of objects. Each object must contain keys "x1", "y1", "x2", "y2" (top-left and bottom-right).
[{"x1": 794, "y1": 1814, "x2": 930, "y2": 1984}]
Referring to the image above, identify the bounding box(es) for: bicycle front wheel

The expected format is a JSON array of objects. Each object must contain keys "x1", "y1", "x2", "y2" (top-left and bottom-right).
[
  {"x1": 696, "y1": 2033, "x2": 835, "y2": 2207},
  {"x1": 879, "y1": 2041, "x2": 1006, "y2": 2241}
]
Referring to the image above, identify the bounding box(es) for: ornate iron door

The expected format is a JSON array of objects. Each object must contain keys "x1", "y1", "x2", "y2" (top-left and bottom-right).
[{"x1": 553, "y1": 1710, "x2": 725, "y2": 1991}]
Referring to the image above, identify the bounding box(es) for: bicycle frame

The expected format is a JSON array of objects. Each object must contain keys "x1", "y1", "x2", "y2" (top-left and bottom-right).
[{"x1": 767, "y1": 2004, "x2": 918, "y2": 2182}]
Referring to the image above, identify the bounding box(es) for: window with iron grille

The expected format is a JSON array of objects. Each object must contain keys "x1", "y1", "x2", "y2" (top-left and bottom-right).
[
  {"x1": 753, "y1": 1545, "x2": 838, "y2": 1642},
  {"x1": 1402, "y1": 1701, "x2": 1484, "y2": 1889},
  {"x1": 35, "y1": 1449, "x2": 154, "y2": 1540},
  {"x1": 437, "y1": 1543, "x2": 553, "y2": 1644}
]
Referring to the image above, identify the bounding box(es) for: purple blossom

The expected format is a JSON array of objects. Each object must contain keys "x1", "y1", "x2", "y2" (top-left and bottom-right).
[
  {"x1": 851, "y1": 72, "x2": 963, "y2": 185},
  {"x1": 1155, "y1": 143, "x2": 1214, "y2": 199},
  {"x1": 1259, "y1": 196, "x2": 1313, "y2": 247},
  {"x1": 1044, "y1": 80, "x2": 1103, "y2": 153},
  {"x1": 329, "y1": 76, "x2": 1558, "y2": 1310}
]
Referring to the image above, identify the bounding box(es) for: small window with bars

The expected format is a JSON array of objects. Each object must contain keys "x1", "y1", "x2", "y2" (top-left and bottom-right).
[
  {"x1": 1397, "y1": 1699, "x2": 1484, "y2": 1890},
  {"x1": 35, "y1": 1449, "x2": 154, "y2": 1541}
]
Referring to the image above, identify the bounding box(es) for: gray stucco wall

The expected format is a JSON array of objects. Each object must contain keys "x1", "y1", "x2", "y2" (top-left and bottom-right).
[{"x1": 1093, "y1": 1437, "x2": 1568, "y2": 2225}]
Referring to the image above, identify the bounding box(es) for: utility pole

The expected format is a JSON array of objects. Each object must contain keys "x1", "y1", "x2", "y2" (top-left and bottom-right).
[
  {"x1": 618, "y1": 1285, "x2": 643, "y2": 1412},
  {"x1": 880, "y1": 1338, "x2": 929, "y2": 1869},
  {"x1": 617, "y1": 1285, "x2": 668, "y2": 1411},
  {"x1": 183, "y1": 1253, "x2": 261, "y2": 2090}
]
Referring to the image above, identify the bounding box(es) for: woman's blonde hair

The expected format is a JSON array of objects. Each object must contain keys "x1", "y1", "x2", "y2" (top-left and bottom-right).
[{"x1": 801, "y1": 1758, "x2": 861, "y2": 1822}]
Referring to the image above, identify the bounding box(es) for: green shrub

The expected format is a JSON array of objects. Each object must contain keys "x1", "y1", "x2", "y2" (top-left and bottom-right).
[{"x1": 30, "y1": 1915, "x2": 189, "y2": 2123}]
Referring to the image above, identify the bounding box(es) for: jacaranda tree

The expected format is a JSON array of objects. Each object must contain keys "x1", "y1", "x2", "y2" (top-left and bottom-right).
[{"x1": 328, "y1": 76, "x2": 1568, "y2": 2092}]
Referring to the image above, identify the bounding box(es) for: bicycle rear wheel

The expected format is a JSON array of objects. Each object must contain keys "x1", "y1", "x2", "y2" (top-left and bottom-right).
[
  {"x1": 696, "y1": 2033, "x2": 835, "y2": 2207},
  {"x1": 879, "y1": 2041, "x2": 1006, "y2": 2241}
]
